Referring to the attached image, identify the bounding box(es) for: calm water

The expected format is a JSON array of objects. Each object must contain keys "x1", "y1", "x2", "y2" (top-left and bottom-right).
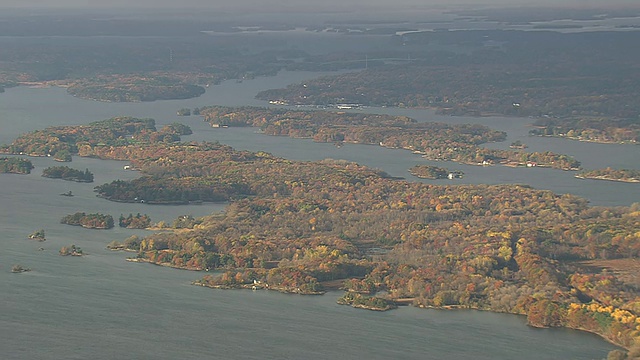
[{"x1": 0, "y1": 71, "x2": 629, "y2": 359}]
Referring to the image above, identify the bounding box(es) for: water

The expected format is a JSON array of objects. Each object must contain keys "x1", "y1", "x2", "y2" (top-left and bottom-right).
[{"x1": 0, "y1": 71, "x2": 627, "y2": 359}]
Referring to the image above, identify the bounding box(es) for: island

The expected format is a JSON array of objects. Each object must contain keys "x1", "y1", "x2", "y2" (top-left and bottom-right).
[
  {"x1": 409, "y1": 165, "x2": 464, "y2": 180},
  {"x1": 59, "y1": 244, "x2": 84, "y2": 256},
  {"x1": 28, "y1": 229, "x2": 46, "y2": 241},
  {"x1": 42, "y1": 166, "x2": 94, "y2": 182},
  {"x1": 576, "y1": 168, "x2": 640, "y2": 183},
  {"x1": 0, "y1": 157, "x2": 34, "y2": 174},
  {"x1": 61, "y1": 212, "x2": 114, "y2": 229},
  {"x1": 66, "y1": 75, "x2": 205, "y2": 102},
  {"x1": 509, "y1": 140, "x2": 527, "y2": 149},
  {"x1": 11, "y1": 264, "x2": 31, "y2": 273},
  {"x1": 337, "y1": 292, "x2": 398, "y2": 311}
]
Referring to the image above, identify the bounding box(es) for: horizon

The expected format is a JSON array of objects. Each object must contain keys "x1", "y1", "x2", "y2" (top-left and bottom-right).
[{"x1": 2, "y1": 0, "x2": 640, "y2": 10}]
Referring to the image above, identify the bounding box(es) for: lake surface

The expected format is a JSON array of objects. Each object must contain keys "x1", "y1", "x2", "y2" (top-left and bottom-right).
[{"x1": 0, "y1": 70, "x2": 629, "y2": 359}]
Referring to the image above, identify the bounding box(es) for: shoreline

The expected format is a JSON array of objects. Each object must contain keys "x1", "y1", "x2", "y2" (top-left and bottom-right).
[
  {"x1": 126, "y1": 257, "x2": 204, "y2": 271},
  {"x1": 575, "y1": 175, "x2": 640, "y2": 183},
  {"x1": 533, "y1": 134, "x2": 638, "y2": 146},
  {"x1": 192, "y1": 279, "x2": 325, "y2": 295},
  {"x1": 190, "y1": 273, "x2": 631, "y2": 350}
]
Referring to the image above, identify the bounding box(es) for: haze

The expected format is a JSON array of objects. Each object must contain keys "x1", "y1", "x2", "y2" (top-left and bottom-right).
[{"x1": 3, "y1": 0, "x2": 640, "y2": 10}]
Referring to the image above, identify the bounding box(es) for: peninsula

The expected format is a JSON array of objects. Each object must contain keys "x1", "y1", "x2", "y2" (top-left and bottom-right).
[{"x1": 1, "y1": 108, "x2": 639, "y2": 351}]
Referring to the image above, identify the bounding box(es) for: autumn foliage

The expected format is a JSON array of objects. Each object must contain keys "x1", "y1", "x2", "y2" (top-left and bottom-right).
[{"x1": 3, "y1": 111, "x2": 639, "y2": 349}]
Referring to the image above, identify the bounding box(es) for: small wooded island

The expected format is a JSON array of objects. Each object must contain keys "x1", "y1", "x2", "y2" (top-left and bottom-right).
[
  {"x1": 409, "y1": 165, "x2": 464, "y2": 180},
  {"x1": 509, "y1": 140, "x2": 527, "y2": 149},
  {"x1": 11, "y1": 264, "x2": 31, "y2": 273},
  {"x1": 576, "y1": 168, "x2": 640, "y2": 183},
  {"x1": 61, "y1": 212, "x2": 114, "y2": 229},
  {"x1": 42, "y1": 166, "x2": 94, "y2": 182},
  {"x1": 0, "y1": 116, "x2": 191, "y2": 164},
  {"x1": 0, "y1": 157, "x2": 34, "y2": 174},
  {"x1": 28, "y1": 229, "x2": 46, "y2": 241},
  {"x1": 59, "y1": 244, "x2": 84, "y2": 256}
]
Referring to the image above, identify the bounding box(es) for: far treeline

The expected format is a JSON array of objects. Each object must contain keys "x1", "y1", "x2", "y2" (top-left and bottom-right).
[
  {"x1": 255, "y1": 31, "x2": 640, "y2": 145},
  {"x1": 3, "y1": 113, "x2": 640, "y2": 350},
  {"x1": 0, "y1": 25, "x2": 637, "y2": 145}
]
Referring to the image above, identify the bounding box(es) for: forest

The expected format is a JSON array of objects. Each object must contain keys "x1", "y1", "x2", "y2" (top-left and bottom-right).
[
  {"x1": 409, "y1": 165, "x2": 463, "y2": 180},
  {"x1": 59, "y1": 244, "x2": 84, "y2": 256},
  {"x1": 28, "y1": 229, "x2": 46, "y2": 241},
  {"x1": 3, "y1": 115, "x2": 639, "y2": 350}
]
